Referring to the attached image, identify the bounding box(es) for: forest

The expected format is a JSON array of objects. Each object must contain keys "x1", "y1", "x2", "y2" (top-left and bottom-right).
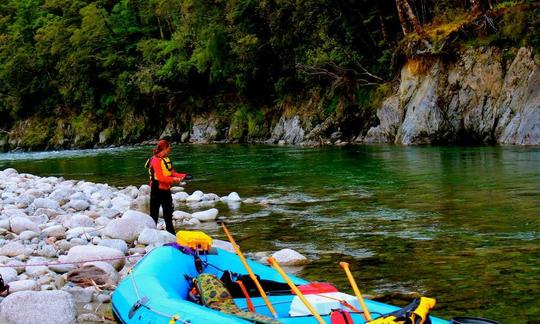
[{"x1": 0, "y1": 0, "x2": 539, "y2": 147}]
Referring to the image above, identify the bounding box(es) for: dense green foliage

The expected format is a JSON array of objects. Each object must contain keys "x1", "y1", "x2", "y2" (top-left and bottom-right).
[{"x1": 0, "y1": 0, "x2": 538, "y2": 143}]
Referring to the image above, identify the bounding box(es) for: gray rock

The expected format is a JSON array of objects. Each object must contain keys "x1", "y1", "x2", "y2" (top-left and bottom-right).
[
  {"x1": 0, "y1": 267, "x2": 18, "y2": 284},
  {"x1": 98, "y1": 239, "x2": 128, "y2": 254},
  {"x1": 42, "y1": 224, "x2": 66, "y2": 238},
  {"x1": 8, "y1": 279, "x2": 38, "y2": 292},
  {"x1": 268, "y1": 115, "x2": 305, "y2": 144},
  {"x1": 271, "y1": 248, "x2": 309, "y2": 266},
  {"x1": 67, "y1": 199, "x2": 90, "y2": 211},
  {"x1": 0, "y1": 290, "x2": 76, "y2": 324},
  {"x1": 0, "y1": 242, "x2": 30, "y2": 257},
  {"x1": 10, "y1": 217, "x2": 40, "y2": 234},
  {"x1": 62, "y1": 285, "x2": 94, "y2": 303},
  {"x1": 32, "y1": 198, "x2": 60, "y2": 210},
  {"x1": 191, "y1": 208, "x2": 219, "y2": 222},
  {"x1": 64, "y1": 245, "x2": 125, "y2": 271}
]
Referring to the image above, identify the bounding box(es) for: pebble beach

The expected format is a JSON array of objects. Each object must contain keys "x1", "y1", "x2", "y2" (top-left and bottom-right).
[{"x1": 0, "y1": 168, "x2": 308, "y2": 324}]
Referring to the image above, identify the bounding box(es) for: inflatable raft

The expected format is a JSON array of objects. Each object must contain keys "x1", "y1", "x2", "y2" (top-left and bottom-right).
[{"x1": 112, "y1": 231, "x2": 449, "y2": 324}]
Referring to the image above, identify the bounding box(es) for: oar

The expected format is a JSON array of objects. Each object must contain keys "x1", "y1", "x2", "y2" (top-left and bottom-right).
[
  {"x1": 221, "y1": 223, "x2": 278, "y2": 319},
  {"x1": 267, "y1": 257, "x2": 326, "y2": 324},
  {"x1": 339, "y1": 261, "x2": 372, "y2": 321}
]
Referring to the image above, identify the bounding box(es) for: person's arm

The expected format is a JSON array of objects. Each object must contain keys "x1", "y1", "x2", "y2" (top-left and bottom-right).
[{"x1": 151, "y1": 158, "x2": 177, "y2": 185}]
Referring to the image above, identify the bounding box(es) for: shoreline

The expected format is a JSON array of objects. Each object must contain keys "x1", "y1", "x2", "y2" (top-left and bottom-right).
[{"x1": 0, "y1": 168, "x2": 307, "y2": 323}]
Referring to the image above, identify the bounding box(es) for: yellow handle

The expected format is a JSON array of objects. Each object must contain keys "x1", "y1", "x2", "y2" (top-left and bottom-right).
[
  {"x1": 221, "y1": 223, "x2": 278, "y2": 319},
  {"x1": 339, "y1": 262, "x2": 372, "y2": 321},
  {"x1": 268, "y1": 257, "x2": 326, "y2": 324}
]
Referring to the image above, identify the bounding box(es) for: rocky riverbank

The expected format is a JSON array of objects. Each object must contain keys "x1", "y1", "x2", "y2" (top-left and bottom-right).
[{"x1": 0, "y1": 168, "x2": 308, "y2": 324}]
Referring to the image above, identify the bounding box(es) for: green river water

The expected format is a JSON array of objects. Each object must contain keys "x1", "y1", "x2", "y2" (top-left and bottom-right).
[{"x1": 1, "y1": 145, "x2": 539, "y2": 323}]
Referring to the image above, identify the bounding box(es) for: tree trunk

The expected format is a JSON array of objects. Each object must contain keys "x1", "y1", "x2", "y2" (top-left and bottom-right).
[
  {"x1": 401, "y1": 0, "x2": 422, "y2": 33},
  {"x1": 396, "y1": 0, "x2": 411, "y2": 35},
  {"x1": 396, "y1": 0, "x2": 422, "y2": 34}
]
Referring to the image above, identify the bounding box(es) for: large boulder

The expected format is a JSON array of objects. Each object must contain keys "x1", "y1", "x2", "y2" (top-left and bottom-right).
[
  {"x1": 64, "y1": 245, "x2": 125, "y2": 271},
  {"x1": 0, "y1": 290, "x2": 76, "y2": 324},
  {"x1": 137, "y1": 228, "x2": 175, "y2": 246}
]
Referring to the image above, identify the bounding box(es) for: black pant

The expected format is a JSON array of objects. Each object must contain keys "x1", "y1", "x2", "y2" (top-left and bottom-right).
[{"x1": 150, "y1": 182, "x2": 175, "y2": 235}]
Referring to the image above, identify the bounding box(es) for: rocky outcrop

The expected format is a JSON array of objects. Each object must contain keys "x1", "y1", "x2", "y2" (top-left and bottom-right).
[{"x1": 366, "y1": 47, "x2": 540, "y2": 145}]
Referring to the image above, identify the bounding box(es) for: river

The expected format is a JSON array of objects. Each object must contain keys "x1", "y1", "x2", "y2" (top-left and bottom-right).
[{"x1": 1, "y1": 144, "x2": 539, "y2": 323}]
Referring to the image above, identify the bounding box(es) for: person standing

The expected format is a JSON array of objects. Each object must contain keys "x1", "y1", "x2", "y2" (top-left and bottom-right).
[{"x1": 146, "y1": 139, "x2": 189, "y2": 235}]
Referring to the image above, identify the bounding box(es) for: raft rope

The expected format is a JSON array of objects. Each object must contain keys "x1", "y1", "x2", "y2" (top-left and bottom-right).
[
  {"x1": 128, "y1": 269, "x2": 191, "y2": 324},
  {"x1": 0, "y1": 253, "x2": 146, "y2": 268}
]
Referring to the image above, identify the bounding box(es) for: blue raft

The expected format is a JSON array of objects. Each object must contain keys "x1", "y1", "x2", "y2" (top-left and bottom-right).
[{"x1": 112, "y1": 245, "x2": 449, "y2": 324}]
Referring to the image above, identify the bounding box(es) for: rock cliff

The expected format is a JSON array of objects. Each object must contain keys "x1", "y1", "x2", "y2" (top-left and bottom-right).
[{"x1": 365, "y1": 47, "x2": 540, "y2": 145}]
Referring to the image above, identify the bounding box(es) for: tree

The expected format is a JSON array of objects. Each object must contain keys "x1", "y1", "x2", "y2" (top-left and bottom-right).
[{"x1": 396, "y1": 0, "x2": 422, "y2": 35}]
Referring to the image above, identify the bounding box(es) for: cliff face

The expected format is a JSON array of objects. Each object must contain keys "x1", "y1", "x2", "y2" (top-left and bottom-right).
[{"x1": 364, "y1": 47, "x2": 540, "y2": 145}]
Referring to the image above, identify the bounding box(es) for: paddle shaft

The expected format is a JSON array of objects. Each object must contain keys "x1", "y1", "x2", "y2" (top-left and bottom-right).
[
  {"x1": 339, "y1": 262, "x2": 372, "y2": 321},
  {"x1": 267, "y1": 257, "x2": 326, "y2": 324},
  {"x1": 221, "y1": 223, "x2": 278, "y2": 319}
]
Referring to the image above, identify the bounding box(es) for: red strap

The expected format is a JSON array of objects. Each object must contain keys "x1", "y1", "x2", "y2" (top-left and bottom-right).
[{"x1": 236, "y1": 280, "x2": 255, "y2": 312}]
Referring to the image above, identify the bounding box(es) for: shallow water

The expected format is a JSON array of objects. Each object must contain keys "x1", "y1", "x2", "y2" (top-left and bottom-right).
[{"x1": 1, "y1": 144, "x2": 539, "y2": 323}]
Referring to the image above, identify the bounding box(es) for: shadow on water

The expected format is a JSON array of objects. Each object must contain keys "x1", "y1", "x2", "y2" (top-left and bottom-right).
[{"x1": 1, "y1": 144, "x2": 539, "y2": 322}]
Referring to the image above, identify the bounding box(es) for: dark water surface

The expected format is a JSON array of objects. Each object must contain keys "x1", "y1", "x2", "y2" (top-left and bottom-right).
[{"x1": 1, "y1": 145, "x2": 539, "y2": 323}]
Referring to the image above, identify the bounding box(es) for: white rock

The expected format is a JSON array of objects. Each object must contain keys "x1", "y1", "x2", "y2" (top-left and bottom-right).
[
  {"x1": 2, "y1": 209, "x2": 27, "y2": 219},
  {"x1": 63, "y1": 286, "x2": 95, "y2": 303},
  {"x1": 0, "y1": 242, "x2": 30, "y2": 257},
  {"x1": 103, "y1": 218, "x2": 149, "y2": 243},
  {"x1": 172, "y1": 210, "x2": 191, "y2": 220},
  {"x1": 139, "y1": 184, "x2": 151, "y2": 195},
  {"x1": 183, "y1": 218, "x2": 201, "y2": 226},
  {"x1": 65, "y1": 226, "x2": 98, "y2": 240},
  {"x1": 49, "y1": 187, "x2": 75, "y2": 202},
  {"x1": 212, "y1": 239, "x2": 236, "y2": 253},
  {"x1": 25, "y1": 264, "x2": 49, "y2": 277},
  {"x1": 186, "y1": 190, "x2": 204, "y2": 202},
  {"x1": 122, "y1": 210, "x2": 155, "y2": 228},
  {"x1": 32, "y1": 198, "x2": 60, "y2": 210},
  {"x1": 10, "y1": 217, "x2": 40, "y2": 234},
  {"x1": 0, "y1": 219, "x2": 10, "y2": 230},
  {"x1": 100, "y1": 208, "x2": 121, "y2": 219},
  {"x1": 98, "y1": 199, "x2": 112, "y2": 209},
  {"x1": 271, "y1": 248, "x2": 309, "y2": 266},
  {"x1": 138, "y1": 228, "x2": 176, "y2": 246},
  {"x1": 191, "y1": 208, "x2": 219, "y2": 222},
  {"x1": 8, "y1": 279, "x2": 38, "y2": 292},
  {"x1": 37, "y1": 244, "x2": 58, "y2": 258},
  {"x1": 65, "y1": 245, "x2": 125, "y2": 271},
  {"x1": 227, "y1": 192, "x2": 242, "y2": 202},
  {"x1": 111, "y1": 196, "x2": 132, "y2": 212},
  {"x1": 98, "y1": 239, "x2": 128, "y2": 254},
  {"x1": 0, "y1": 290, "x2": 76, "y2": 324},
  {"x1": 42, "y1": 225, "x2": 66, "y2": 238},
  {"x1": 5, "y1": 260, "x2": 26, "y2": 274},
  {"x1": 63, "y1": 214, "x2": 94, "y2": 229},
  {"x1": 18, "y1": 230, "x2": 39, "y2": 241},
  {"x1": 203, "y1": 193, "x2": 220, "y2": 201},
  {"x1": 95, "y1": 217, "x2": 111, "y2": 227},
  {"x1": 0, "y1": 267, "x2": 18, "y2": 283},
  {"x1": 173, "y1": 192, "x2": 189, "y2": 201},
  {"x1": 67, "y1": 199, "x2": 90, "y2": 211},
  {"x1": 1, "y1": 168, "x2": 18, "y2": 177}
]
